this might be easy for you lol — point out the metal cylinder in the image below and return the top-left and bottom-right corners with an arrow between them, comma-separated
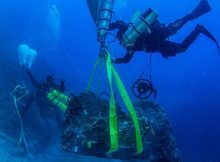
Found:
97,0 -> 115,41
122,8 -> 158,49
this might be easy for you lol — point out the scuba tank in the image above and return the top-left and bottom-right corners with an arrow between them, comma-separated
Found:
47,89 -> 70,111
130,9 -> 142,24
97,0 -> 115,42
122,8 -> 158,49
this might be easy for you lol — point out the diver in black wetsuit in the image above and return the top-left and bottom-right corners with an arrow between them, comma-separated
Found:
110,0 -> 219,64
21,70 -> 65,150
23,70 -> 65,125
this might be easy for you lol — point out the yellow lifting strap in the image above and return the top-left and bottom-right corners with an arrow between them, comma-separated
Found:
105,49 -> 143,155
86,45 -> 107,93
106,51 -> 119,154
86,57 -> 100,92
111,62 -> 143,154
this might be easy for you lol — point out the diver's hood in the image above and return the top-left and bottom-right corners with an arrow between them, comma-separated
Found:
46,75 -> 55,83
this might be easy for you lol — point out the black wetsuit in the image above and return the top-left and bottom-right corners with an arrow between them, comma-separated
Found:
21,71 -> 65,150
110,0 -> 215,63
22,71 -> 65,142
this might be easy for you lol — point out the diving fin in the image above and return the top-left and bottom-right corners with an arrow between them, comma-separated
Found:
197,24 -> 219,55
188,0 -> 211,20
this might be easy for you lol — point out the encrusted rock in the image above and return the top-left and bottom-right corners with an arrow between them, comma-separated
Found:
62,92 -> 182,161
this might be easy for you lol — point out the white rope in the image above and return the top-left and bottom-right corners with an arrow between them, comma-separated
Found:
60,45 -> 88,86
11,85 -> 33,158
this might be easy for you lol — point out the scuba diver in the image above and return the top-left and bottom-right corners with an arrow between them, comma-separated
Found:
109,0 -> 219,64
22,70 -> 65,125
20,70 -> 65,151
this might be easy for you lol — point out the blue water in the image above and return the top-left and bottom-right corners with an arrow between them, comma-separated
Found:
0,0 -> 219,161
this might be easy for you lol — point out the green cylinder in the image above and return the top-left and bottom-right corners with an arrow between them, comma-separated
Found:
47,90 -> 68,111
50,89 -> 69,103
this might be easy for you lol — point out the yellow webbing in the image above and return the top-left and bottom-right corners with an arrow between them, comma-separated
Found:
111,64 -> 143,154
97,58 -> 105,94
106,53 -> 118,154
86,57 -> 100,92
87,47 -> 143,155
105,49 -> 143,154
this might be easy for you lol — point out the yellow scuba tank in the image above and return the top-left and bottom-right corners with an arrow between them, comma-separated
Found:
47,89 -> 69,111
122,8 -> 158,49
49,89 -> 69,103
97,0 -> 115,42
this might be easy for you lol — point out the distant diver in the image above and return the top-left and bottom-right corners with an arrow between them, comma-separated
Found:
109,0 -> 219,64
